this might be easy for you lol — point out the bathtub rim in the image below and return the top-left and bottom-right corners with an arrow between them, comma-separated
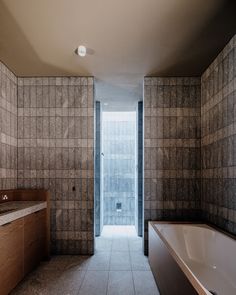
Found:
150,220 -> 236,242
148,221 -> 223,295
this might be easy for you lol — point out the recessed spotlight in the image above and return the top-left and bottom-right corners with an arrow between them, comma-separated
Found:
104,103 -> 108,106
75,45 -> 87,57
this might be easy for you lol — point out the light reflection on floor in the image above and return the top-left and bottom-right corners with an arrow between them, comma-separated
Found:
11,226 -> 159,295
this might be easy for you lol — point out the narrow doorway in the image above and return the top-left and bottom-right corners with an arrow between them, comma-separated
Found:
102,111 -> 136,227
95,103 -> 143,241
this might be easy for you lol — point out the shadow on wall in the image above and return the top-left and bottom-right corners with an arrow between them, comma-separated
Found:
148,0 -> 236,76
0,1 -> 72,76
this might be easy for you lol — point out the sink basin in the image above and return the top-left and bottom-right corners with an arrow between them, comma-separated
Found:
0,208 -> 16,215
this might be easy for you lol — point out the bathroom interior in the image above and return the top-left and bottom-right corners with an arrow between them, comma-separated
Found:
0,0 -> 236,294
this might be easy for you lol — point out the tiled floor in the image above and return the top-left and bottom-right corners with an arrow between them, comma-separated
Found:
11,226 -> 159,295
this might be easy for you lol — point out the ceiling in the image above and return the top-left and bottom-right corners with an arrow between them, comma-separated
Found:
0,0 -> 236,104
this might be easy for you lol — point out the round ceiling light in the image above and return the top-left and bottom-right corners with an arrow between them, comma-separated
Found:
77,45 -> 86,57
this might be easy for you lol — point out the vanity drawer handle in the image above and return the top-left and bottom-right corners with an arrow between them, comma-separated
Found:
1,222 -> 12,227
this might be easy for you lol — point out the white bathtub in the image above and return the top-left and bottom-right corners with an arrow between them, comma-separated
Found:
151,223 -> 236,295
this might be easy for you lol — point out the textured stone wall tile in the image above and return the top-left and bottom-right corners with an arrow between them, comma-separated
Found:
201,34 -> 236,236
17,76 -> 94,255
144,76 -> 201,254
0,62 -> 17,190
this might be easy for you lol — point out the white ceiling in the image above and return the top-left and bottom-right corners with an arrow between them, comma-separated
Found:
0,0 -> 236,105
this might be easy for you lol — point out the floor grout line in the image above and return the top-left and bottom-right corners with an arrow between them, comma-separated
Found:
76,268 -> 87,295
106,237 -> 114,295
128,237 -> 137,295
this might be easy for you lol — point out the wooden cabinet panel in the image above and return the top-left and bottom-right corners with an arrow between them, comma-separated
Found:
0,208 -> 48,293
24,209 -> 47,275
24,212 -> 39,275
0,219 -> 24,295
35,209 -> 47,254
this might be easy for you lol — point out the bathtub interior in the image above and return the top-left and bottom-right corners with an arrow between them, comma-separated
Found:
154,224 -> 236,295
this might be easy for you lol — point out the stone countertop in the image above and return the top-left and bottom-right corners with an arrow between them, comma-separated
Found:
0,201 -> 47,226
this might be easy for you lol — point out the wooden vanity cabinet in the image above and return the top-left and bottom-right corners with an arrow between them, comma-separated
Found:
0,209 -> 48,295
23,209 -> 47,275
0,189 -> 50,294
0,218 -> 24,295
0,189 -> 50,295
